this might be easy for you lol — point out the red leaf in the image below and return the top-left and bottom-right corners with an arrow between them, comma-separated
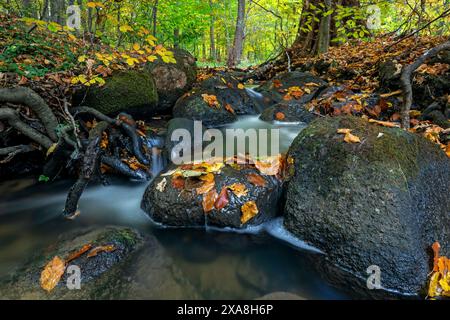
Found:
214,187 -> 229,210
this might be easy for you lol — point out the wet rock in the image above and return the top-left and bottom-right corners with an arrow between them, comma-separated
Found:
145,48 -> 197,112
0,226 -> 198,299
141,165 -> 283,229
284,116 -> 450,296
260,101 -> 317,124
256,71 -> 327,107
72,70 -> 158,117
173,89 -> 238,127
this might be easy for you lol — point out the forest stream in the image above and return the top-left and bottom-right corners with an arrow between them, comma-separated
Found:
0,115 -> 348,300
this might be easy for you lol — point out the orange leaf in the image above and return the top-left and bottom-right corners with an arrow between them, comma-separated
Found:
254,155 -> 282,176
66,244 -> 93,263
87,245 -> 116,258
273,79 -> 282,88
202,94 -> 220,109
246,173 -> 267,187
196,173 -> 215,195
275,112 -> 286,121
40,256 -> 66,292
225,103 -> 235,114
433,242 -> 441,272
241,201 -> 259,225
344,132 -> 361,144
202,189 -> 218,213
214,187 -> 229,210
368,119 -> 401,128
227,183 -> 248,198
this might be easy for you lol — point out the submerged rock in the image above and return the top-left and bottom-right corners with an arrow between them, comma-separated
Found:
0,226 -> 198,299
72,70 -> 158,117
284,116 -> 450,296
141,165 -> 283,229
145,48 -> 197,112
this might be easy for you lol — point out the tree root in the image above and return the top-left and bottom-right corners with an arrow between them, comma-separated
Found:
63,121 -> 109,219
0,108 -> 54,149
101,155 -> 149,180
400,40 -> 450,129
71,107 -> 150,165
0,87 -> 58,141
0,144 -> 37,163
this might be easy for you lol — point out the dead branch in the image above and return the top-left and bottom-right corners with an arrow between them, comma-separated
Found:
400,40 -> 450,129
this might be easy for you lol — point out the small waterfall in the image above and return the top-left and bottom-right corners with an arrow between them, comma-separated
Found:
143,134 -> 167,177
245,88 -> 266,113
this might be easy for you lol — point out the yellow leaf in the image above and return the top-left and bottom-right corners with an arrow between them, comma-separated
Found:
241,201 -> 259,225
344,132 -> 361,144
126,58 -> 138,66
77,55 -> 87,63
147,55 -> 158,62
237,83 -> 245,90
133,43 -> 141,51
119,25 -> 133,33
428,272 -> 441,298
46,143 -> 58,157
87,2 -> 97,8
40,256 -> 66,292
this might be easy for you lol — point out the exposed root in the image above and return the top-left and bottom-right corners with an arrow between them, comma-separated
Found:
101,155 -> 149,180
0,87 -> 58,141
0,144 -> 36,163
0,107 -> 54,149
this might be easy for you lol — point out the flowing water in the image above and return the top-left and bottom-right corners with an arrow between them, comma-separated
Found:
0,115 -> 350,300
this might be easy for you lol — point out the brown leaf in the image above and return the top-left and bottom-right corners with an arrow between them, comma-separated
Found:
202,94 -> 220,109
202,189 -> 218,213
273,79 -> 282,88
171,175 -> 185,190
214,187 -> 229,210
87,245 -> 116,258
40,256 -> 66,292
196,173 -> 216,195
433,242 -> 441,272
66,244 -> 93,263
246,173 -> 267,187
241,201 -> 259,225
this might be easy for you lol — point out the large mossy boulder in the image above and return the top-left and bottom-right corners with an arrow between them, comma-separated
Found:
173,89 -> 238,127
284,116 -> 450,296
145,48 -> 197,111
73,70 -> 158,117
0,227 -> 198,299
142,165 -> 283,229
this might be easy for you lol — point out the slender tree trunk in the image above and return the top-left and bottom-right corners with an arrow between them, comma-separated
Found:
227,0 -> 246,68
174,28 -> 180,48
209,0 -> 216,61
152,0 -> 158,36
316,0 -> 332,54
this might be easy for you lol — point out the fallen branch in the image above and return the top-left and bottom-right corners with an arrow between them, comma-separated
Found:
0,144 -> 36,163
63,121 -> 109,219
400,40 -> 450,129
0,87 -> 59,141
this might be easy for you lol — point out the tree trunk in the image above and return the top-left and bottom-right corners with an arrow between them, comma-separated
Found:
152,0 -> 158,36
316,0 -> 332,54
227,0 -> 246,68
209,0 -> 216,61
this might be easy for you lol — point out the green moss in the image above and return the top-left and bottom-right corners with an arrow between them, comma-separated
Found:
79,70 -> 158,115
99,228 -> 140,247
